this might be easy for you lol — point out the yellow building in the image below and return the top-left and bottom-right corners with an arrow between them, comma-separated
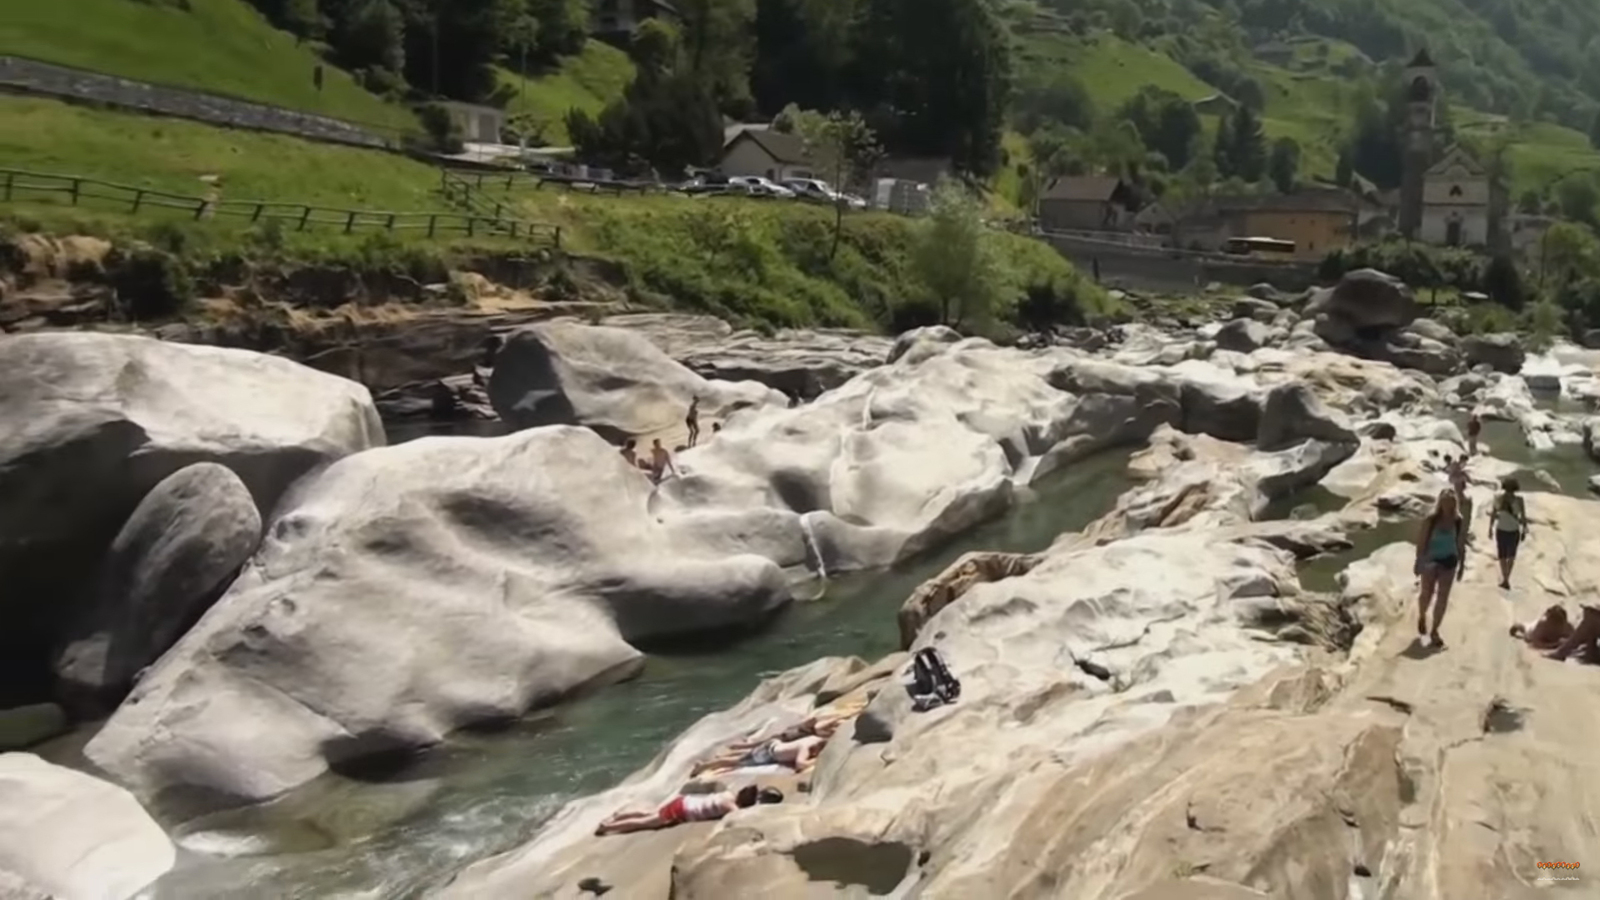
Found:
1171,189 -> 1363,259
1214,191 -> 1361,260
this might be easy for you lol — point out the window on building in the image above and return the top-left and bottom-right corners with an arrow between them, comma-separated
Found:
1449,185 -> 1463,197
1446,219 -> 1463,247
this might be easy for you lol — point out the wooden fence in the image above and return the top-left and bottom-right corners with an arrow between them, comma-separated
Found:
0,167 -> 561,246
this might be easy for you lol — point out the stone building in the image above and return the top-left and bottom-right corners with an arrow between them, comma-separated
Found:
1397,47 -> 1498,249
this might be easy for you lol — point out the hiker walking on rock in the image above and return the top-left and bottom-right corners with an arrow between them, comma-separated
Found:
1414,489 -> 1465,648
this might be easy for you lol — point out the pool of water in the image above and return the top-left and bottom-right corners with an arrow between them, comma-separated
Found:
1456,402 -> 1596,499
143,447 -> 1137,900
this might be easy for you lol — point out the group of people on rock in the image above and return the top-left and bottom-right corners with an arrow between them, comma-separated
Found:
1413,455 -> 1529,649
617,397 -> 724,484
593,699 -> 868,837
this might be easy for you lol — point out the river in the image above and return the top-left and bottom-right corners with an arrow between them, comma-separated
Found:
129,439 -> 1138,900
69,399 -> 1600,899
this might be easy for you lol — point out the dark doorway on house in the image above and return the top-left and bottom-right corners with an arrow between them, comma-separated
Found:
1446,218 -> 1463,247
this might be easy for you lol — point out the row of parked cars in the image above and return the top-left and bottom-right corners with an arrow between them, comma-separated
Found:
678,175 -> 869,209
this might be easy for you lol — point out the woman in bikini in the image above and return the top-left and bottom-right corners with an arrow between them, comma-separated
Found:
685,397 -> 701,447
594,785 -> 782,836
1414,489 -> 1465,648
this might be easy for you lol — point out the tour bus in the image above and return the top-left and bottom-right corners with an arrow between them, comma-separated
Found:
1223,236 -> 1297,257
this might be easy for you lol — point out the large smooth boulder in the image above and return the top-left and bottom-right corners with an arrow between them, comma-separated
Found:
446,489 -> 1600,900
438,524 -> 1352,899
1214,318 -> 1273,353
885,325 -> 963,366
1303,269 -> 1417,330
1256,382 -> 1358,450
85,427 -> 791,805
0,753 -> 174,900
53,463 -> 262,713
486,320 -> 784,441
0,333 -> 380,705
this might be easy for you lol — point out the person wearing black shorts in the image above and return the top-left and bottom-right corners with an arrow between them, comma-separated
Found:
1489,477 -> 1528,590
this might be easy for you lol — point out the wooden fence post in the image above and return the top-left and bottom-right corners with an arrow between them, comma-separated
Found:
69,178 -> 82,206
2,171 -> 13,202
130,189 -> 144,213
345,210 -> 357,234
467,216 -> 476,237
193,199 -> 208,221
428,214 -> 437,238
299,206 -> 313,231
251,203 -> 265,223
387,213 -> 397,231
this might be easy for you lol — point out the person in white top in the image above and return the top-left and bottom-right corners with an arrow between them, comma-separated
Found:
1488,477 -> 1529,589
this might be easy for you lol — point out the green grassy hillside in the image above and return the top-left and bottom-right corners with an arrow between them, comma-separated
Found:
498,41 -> 637,146
0,0 -> 414,130
1007,12 -> 1600,196
0,96 -> 442,209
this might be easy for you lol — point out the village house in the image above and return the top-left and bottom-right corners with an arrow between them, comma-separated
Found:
1168,189 -> 1364,259
1036,176 -> 1136,233
719,129 -> 816,181
438,101 -> 504,145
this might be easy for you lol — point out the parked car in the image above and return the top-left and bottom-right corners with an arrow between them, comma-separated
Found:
780,178 -> 840,204
840,193 -> 868,210
727,176 -> 797,199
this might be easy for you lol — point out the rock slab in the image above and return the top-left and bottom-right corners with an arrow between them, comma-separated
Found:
53,462 -> 263,712
85,427 -> 791,805
0,753 -> 174,900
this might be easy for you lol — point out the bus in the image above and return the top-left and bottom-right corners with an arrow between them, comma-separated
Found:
1223,236 -> 1297,257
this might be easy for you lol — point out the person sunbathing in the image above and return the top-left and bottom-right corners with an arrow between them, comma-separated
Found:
1510,605 -> 1573,650
690,734 -> 828,778
1546,604 -> 1600,664
594,785 -> 782,836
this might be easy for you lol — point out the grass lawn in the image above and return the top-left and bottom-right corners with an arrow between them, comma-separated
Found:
0,97 -> 444,211
497,41 -> 636,145
0,0 -> 415,131
1034,34 -> 1215,112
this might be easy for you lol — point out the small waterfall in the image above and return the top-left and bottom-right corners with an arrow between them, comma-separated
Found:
798,512 -> 829,581
860,387 -> 876,429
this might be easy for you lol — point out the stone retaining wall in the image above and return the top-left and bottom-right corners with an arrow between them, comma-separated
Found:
1043,233 -> 1320,294
0,55 -> 396,150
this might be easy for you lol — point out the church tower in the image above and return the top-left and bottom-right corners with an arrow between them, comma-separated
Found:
1398,48 -> 1437,239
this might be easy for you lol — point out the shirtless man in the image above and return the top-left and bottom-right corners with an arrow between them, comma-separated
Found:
594,785 -> 782,836
690,734 -> 828,778
650,439 -> 678,483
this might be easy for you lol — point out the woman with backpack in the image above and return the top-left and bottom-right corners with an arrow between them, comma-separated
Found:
1489,477 -> 1529,589
1415,489 -> 1466,648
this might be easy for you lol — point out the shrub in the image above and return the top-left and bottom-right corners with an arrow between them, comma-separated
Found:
105,244 -> 193,320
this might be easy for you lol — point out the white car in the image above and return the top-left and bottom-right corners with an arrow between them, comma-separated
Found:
780,178 -> 840,202
728,176 -> 797,198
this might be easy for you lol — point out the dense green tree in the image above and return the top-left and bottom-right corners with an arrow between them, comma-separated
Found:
1481,254 -> 1526,311
849,0 -> 1012,175
1557,175 -> 1600,228
913,180 -> 1005,328
1267,136 -> 1300,193
750,0 -> 858,114
1118,87 -> 1201,170
524,0 -> 589,62
1227,106 -> 1267,182
566,58 -> 723,176
1013,73 -> 1095,136
678,0 -> 757,116
330,0 -> 406,77
780,106 -> 883,258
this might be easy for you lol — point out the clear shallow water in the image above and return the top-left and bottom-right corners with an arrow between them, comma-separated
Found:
145,435 -> 1136,900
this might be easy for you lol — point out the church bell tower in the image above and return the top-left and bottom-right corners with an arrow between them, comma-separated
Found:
1398,48 -> 1437,239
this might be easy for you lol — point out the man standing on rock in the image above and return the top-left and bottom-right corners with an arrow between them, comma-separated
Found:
686,396 -> 702,447
1467,413 -> 1483,455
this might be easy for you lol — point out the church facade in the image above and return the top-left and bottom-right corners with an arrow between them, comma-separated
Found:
1398,49 -> 1498,249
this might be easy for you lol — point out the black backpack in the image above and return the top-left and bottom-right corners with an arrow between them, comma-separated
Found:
910,647 -> 961,704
